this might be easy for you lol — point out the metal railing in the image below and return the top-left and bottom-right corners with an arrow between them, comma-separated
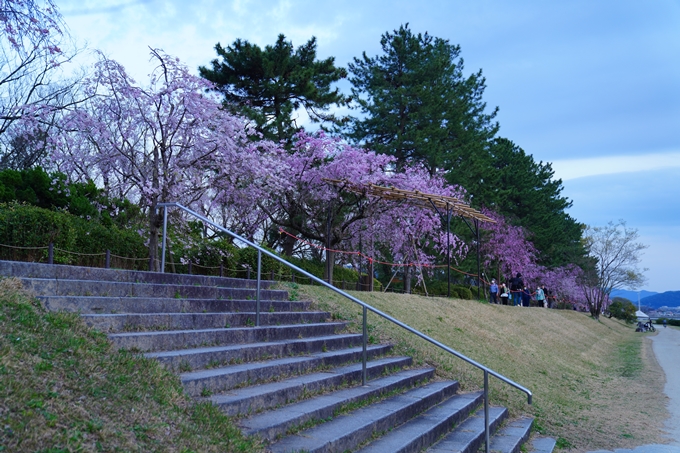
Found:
158,202 -> 532,453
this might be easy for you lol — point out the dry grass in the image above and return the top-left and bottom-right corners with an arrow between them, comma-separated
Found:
296,284 -> 668,452
0,278 -> 262,453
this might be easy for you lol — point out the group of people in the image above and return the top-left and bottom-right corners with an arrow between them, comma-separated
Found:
488,273 -> 551,307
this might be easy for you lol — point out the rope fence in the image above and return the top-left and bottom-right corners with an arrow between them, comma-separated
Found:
0,241 -> 390,291
0,243 -> 150,271
0,241 -> 571,306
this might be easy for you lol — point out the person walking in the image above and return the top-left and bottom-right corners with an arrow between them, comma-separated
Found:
500,282 -> 510,305
543,285 -> 553,308
521,286 -> 532,307
510,273 -> 524,306
535,285 -> 545,308
489,279 -> 498,304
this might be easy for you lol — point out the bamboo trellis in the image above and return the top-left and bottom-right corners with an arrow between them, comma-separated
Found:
323,178 -> 494,298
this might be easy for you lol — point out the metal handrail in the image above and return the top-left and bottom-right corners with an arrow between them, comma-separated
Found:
158,202 -> 532,453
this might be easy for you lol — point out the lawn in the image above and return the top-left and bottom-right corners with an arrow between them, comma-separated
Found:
0,278 -> 262,453
297,284 -> 668,452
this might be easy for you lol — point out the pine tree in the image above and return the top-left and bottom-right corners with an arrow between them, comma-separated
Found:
199,34 -> 348,145
472,138 -> 585,268
346,24 -> 498,176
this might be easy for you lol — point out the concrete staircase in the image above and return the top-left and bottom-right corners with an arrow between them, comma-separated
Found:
2,260 -> 555,453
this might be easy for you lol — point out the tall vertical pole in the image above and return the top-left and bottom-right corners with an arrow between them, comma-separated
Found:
484,370 -> 490,453
256,250 -> 262,327
362,306 -> 367,385
476,219 -> 481,300
161,205 -> 168,273
326,202 -> 332,284
446,203 -> 451,298
358,200 -> 363,290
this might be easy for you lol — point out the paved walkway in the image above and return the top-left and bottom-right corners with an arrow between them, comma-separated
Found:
586,327 -> 680,453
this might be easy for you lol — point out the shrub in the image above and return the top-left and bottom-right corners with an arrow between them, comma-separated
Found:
0,167 -> 143,229
0,202 -> 146,266
454,285 -> 473,300
330,265 -> 361,284
608,297 -> 637,324
236,246 -> 286,278
71,217 -> 147,266
169,237 -> 240,276
0,202 -> 77,263
425,280 -> 448,296
285,256 -> 324,281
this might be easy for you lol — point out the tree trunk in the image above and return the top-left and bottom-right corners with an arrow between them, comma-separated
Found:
324,249 -> 335,285
148,205 -> 160,272
281,231 -> 296,256
404,265 -> 412,294
591,306 -> 600,320
589,295 -> 602,320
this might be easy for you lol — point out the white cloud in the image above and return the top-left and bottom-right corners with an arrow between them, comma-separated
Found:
551,151 -> 680,181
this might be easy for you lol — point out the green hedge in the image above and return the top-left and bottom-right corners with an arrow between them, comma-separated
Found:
454,286 -> 473,300
0,202 -> 146,266
284,256 -> 364,285
237,246 -> 286,277
0,167 -> 142,229
0,202 -> 76,263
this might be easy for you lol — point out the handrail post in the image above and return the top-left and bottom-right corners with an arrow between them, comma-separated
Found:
484,369 -> 490,453
362,306 -> 367,386
161,205 -> 168,273
256,250 -> 262,327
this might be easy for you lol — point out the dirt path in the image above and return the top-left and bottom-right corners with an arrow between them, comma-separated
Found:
585,327 -> 680,453
651,326 -> 680,445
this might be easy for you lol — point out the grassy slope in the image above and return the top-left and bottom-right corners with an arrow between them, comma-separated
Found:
0,275 -> 668,453
297,284 -> 668,452
0,278 -> 263,453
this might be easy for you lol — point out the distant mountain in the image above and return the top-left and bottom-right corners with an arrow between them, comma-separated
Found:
609,289 -> 658,301
638,291 -> 680,309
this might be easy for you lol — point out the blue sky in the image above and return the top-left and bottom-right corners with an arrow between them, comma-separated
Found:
57,0 -> 680,292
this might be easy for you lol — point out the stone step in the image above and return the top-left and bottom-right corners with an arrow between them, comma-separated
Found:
354,390 -> 483,453
38,295 -> 310,314
181,345 -> 395,397
0,259 -> 274,289
20,277 -> 289,300
425,406 -> 508,452
528,436 -> 557,453
488,416 -> 534,453
108,321 -> 347,351
2,260 -> 536,453
240,368 -> 438,442
266,380 -> 460,453
81,311 -> 330,332
146,333 -> 365,372
208,356 -> 414,416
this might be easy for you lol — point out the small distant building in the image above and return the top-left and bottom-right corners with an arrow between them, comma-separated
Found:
636,310 -> 650,322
